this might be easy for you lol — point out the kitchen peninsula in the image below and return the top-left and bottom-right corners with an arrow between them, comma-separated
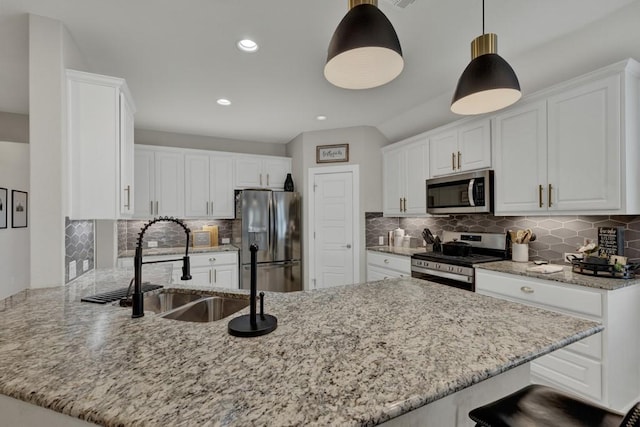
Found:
0,270 -> 601,426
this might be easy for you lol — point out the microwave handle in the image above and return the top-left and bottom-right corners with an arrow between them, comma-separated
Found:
468,179 -> 476,207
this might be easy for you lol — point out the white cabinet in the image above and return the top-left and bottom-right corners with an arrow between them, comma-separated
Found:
476,268 -> 640,411
382,135 -> 429,216
134,146 -> 184,218
234,155 -> 291,190
184,152 -> 234,218
429,118 -> 491,177
67,69 -> 136,219
179,252 -> 238,289
366,251 -> 411,281
494,59 -> 640,215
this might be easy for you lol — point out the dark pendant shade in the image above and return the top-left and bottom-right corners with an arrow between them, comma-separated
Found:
324,3 -> 404,90
451,53 -> 521,115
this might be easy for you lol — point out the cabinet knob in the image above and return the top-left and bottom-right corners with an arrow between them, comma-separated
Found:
384,259 -> 389,264
520,286 -> 534,294
209,257 -> 216,262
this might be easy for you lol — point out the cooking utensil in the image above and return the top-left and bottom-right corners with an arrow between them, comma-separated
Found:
422,228 -> 436,244
442,240 -> 472,257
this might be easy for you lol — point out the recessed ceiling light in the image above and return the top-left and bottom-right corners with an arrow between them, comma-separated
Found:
316,115 -> 327,121
217,98 -> 231,106
237,39 -> 259,53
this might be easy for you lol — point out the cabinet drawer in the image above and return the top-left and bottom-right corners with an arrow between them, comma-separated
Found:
189,252 -> 237,267
531,348 -> 603,402
366,251 -> 411,274
367,266 -> 409,281
476,270 -> 603,318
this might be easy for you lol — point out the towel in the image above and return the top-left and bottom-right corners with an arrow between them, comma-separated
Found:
526,264 -> 564,274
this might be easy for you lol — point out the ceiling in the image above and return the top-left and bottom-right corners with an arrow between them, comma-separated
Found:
0,0 -> 637,144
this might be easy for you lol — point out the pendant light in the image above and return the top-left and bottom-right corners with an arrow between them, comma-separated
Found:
451,0 -> 521,115
325,0 -> 404,90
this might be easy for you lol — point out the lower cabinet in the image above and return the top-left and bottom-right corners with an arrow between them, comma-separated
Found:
118,251 -> 238,289
475,269 -> 640,412
366,251 -> 411,281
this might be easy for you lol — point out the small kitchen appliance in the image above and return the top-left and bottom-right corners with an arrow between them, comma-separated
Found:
426,169 -> 494,214
411,231 -> 508,292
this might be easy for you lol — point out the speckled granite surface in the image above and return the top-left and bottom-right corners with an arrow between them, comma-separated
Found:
367,246 -> 428,257
0,270 -> 602,426
118,244 -> 238,258
477,260 -> 640,291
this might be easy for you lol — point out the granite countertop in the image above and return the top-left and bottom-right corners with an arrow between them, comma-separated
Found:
0,270 -> 601,426
118,244 -> 239,258
477,260 -> 640,291
367,245 -> 428,257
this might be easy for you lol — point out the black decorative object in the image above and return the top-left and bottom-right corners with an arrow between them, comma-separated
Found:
228,243 -> 278,337
11,190 -> 27,228
284,173 -> 294,192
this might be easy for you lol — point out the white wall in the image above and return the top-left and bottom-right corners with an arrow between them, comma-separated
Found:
29,14 -> 87,288
0,141 -> 30,299
286,126 -> 389,288
0,112 -> 29,143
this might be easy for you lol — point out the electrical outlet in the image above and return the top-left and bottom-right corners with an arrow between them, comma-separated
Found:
83,259 -> 89,272
147,241 -> 158,248
378,236 -> 384,245
221,238 -> 230,244
564,252 -> 581,263
69,261 -> 77,280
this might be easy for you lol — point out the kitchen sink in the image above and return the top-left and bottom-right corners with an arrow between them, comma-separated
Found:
160,296 -> 250,323
142,291 -> 203,314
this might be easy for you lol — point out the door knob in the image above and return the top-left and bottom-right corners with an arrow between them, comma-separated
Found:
344,244 -> 352,249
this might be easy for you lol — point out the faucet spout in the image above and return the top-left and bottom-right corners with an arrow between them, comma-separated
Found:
132,216 -> 192,318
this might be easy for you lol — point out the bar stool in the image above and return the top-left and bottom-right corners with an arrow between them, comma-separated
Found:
468,384 -> 640,427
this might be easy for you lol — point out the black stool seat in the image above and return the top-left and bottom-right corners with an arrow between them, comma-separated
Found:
469,384 -> 640,427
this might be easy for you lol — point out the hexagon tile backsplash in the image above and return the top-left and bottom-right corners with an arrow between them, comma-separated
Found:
365,213 -> 640,263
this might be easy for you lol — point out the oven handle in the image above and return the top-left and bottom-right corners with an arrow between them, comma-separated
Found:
412,266 -> 472,283
468,179 -> 476,207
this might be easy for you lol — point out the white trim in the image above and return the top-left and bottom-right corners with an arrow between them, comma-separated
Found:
308,164 -> 360,289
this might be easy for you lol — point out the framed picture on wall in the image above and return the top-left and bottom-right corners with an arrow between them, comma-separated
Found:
0,188 -> 6,229
316,144 -> 349,163
12,190 -> 27,228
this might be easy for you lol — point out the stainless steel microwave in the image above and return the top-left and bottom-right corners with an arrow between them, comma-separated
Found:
426,170 -> 494,214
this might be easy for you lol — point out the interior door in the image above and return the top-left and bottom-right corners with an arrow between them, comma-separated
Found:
313,171 -> 354,289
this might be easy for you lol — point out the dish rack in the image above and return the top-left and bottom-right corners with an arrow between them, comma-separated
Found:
571,259 -> 639,279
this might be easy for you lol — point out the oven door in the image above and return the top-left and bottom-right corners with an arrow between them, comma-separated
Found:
411,266 -> 474,292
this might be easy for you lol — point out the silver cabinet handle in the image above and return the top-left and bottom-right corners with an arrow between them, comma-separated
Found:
214,269 -> 217,283
209,270 -> 212,284
457,151 -> 461,170
260,174 -> 263,186
452,152 -> 456,170
548,184 -> 553,208
150,201 -> 153,215
206,201 -> 209,215
124,185 -> 131,209
403,197 -> 407,212
267,173 -> 270,186
520,286 -> 534,294
539,184 -> 544,208
155,201 -> 159,215
210,201 -> 214,214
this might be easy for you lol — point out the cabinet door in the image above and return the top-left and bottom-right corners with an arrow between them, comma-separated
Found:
210,155 -> 234,218
234,155 -> 262,188
494,101 -> 548,214
382,148 -> 404,215
547,74 -> 621,212
133,148 -> 155,218
154,151 -> 184,217
458,119 -> 491,172
404,140 -> 429,215
186,266 -> 212,286
119,93 -> 135,217
263,157 -> 291,190
212,265 -> 237,289
184,153 -> 210,217
429,129 -> 458,177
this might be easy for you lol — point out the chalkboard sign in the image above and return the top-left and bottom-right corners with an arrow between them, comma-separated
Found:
598,226 -> 624,257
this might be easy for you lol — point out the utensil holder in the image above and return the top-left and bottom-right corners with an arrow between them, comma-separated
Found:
512,243 -> 529,263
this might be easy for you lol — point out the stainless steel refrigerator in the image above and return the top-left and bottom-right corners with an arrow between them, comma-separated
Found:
234,190 -> 301,292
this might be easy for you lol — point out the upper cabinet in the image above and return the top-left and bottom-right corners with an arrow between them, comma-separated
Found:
67,70 -> 136,219
494,59 -> 640,215
429,118 -> 491,177
184,152 -> 234,219
134,146 -> 184,218
234,155 -> 292,190
382,134 -> 429,216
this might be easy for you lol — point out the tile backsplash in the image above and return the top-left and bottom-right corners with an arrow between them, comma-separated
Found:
65,218 -> 95,283
366,213 -> 640,263
119,219 -> 234,252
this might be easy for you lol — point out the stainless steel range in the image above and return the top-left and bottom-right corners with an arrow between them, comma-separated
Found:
411,231 -> 508,291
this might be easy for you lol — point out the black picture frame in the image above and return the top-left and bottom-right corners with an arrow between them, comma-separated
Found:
12,190 -> 27,228
0,188 -> 7,229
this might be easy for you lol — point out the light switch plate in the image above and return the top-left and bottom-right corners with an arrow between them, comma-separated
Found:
147,241 -> 158,248
69,261 -> 76,280
221,238 -> 230,244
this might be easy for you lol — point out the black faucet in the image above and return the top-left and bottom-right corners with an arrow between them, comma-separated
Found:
132,217 -> 192,318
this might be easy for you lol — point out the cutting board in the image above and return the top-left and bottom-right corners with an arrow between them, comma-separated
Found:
526,264 -> 563,274
203,225 -> 219,246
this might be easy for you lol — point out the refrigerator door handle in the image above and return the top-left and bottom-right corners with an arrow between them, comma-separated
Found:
269,194 -> 275,257
241,260 -> 299,270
